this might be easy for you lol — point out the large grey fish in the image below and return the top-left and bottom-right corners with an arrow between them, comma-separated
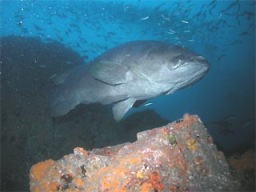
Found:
51,40 -> 209,121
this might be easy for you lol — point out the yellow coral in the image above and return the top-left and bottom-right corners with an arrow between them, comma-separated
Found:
186,139 -> 197,151
136,170 -> 144,179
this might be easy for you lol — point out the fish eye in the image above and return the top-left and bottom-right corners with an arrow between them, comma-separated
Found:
169,55 -> 185,69
174,59 -> 184,68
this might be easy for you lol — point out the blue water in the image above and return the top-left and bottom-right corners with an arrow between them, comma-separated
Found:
1,0 -> 255,191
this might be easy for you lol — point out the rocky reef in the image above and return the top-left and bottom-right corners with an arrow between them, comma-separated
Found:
29,114 -> 240,192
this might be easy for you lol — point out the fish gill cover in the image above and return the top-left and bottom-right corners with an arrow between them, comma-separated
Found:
0,0 -> 255,191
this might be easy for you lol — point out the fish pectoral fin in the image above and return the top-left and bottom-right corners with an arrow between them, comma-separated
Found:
133,99 -> 147,108
112,98 -> 136,121
89,61 -> 132,85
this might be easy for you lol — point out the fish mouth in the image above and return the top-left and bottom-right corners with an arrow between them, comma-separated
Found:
193,55 -> 209,69
179,57 -> 209,86
198,61 -> 210,74
191,60 -> 209,83
191,55 -> 210,75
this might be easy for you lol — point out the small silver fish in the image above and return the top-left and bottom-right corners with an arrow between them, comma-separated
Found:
181,20 -> 189,24
140,16 -> 149,20
144,102 -> 153,107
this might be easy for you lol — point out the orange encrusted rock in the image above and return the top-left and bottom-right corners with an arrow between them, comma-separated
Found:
29,114 -> 240,191
74,147 -> 88,157
30,159 -> 55,181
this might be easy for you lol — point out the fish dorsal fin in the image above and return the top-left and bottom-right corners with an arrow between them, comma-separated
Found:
89,61 -> 133,85
112,98 -> 136,121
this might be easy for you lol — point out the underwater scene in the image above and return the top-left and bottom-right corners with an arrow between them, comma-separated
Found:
1,0 -> 255,191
